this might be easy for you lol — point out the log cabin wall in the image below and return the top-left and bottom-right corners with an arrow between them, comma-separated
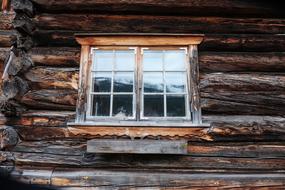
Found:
0,0 -> 285,189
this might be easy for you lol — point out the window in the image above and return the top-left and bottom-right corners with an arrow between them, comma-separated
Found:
75,34 -> 203,125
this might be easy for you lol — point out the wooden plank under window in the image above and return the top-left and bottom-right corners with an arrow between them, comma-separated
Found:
87,139 -> 188,154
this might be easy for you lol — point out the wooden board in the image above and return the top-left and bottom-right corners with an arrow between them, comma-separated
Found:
87,139 -> 188,154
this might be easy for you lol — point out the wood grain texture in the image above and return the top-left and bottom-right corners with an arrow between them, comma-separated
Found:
28,47 -> 285,72
31,0 -> 285,18
2,150 -> 285,170
7,166 -> 285,188
12,140 -> 285,158
0,30 -> 16,47
0,12 -> 15,30
33,31 -> 285,52
34,14 -> 285,34
8,114 -> 285,141
87,139 -> 188,154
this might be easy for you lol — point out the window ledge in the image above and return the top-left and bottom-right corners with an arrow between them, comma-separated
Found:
66,122 -> 211,140
67,121 -> 210,128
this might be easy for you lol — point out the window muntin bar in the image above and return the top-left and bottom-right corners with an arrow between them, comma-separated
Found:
87,47 -> 191,121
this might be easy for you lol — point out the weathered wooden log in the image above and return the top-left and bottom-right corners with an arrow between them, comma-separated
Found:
0,12 -> 15,30
20,89 -> 77,110
31,47 -> 80,66
34,14 -> 285,34
33,31 -> 285,52
11,114 -> 285,141
0,30 -> 16,47
12,0 -> 34,17
8,166 -> 285,188
202,92 -> 285,115
25,67 -> 78,90
29,47 -> 285,72
2,150 -> 285,170
12,13 -> 35,35
31,0 -> 285,18
6,110 -> 75,127
17,34 -> 33,51
0,126 -> 18,150
0,48 -> 10,66
200,73 -> 285,92
12,140 -> 285,158
200,52 -> 285,72
20,68 -> 285,115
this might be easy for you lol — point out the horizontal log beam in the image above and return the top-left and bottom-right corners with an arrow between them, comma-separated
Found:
2,150 -> 285,170
8,113 -> 285,141
8,167 -> 285,188
34,14 -> 285,34
33,31 -> 285,52
200,52 -> 285,72
25,66 -> 79,90
0,30 -> 16,47
29,47 -> 285,72
12,140 -> 285,158
31,0 -> 285,18
20,89 -> 77,110
21,67 -> 285,115
0,12 -> 15,30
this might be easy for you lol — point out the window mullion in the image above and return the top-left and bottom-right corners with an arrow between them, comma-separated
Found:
163,50 -> 167,118
110,50 -> 115,117
137,47 -> 142,120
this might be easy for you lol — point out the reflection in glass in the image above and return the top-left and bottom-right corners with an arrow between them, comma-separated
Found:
144,95 -> 164,117
167,95 -> 186,117
113,95 -> 133,117
143,72 -> 163,93
115,50 -> 135,71
93,50 -> 113,71
165,50 -> 185,71
143,51 -> 163,71
91,95 -> 110,116
114,72 -> 134,92
165,72 -> 186,93
93,72 -> 112,92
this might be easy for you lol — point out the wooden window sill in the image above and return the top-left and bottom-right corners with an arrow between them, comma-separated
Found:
66,122 -> 211,140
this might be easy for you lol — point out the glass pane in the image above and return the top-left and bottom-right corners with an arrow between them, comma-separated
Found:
112,95 -> 133,117
93,50 -> 113,71
167,95 -> 186,117
91,95 -> 110,116
114,72 -> 134,92
144,95 -> 164,117
92,72 -> 112,92
165,50 -> 186,71
143,72 -> 163,93
143,50 -> 163,71
165,72 -> 186,93
115,50 -> 135,71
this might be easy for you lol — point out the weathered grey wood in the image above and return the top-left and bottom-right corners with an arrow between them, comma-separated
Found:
50,169 -> 285,187
87,139 -> 188,154
12,140 -> 285,158
12,13 -> 35,35
2,150 -> 285,170
189,45 -> 201,123
12,0 -> 34,17
11,115 -> 285,141
0,126 -> 18,150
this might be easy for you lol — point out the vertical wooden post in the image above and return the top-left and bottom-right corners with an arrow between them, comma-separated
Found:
189,45 -> 202,124
75,45 -> 90,123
